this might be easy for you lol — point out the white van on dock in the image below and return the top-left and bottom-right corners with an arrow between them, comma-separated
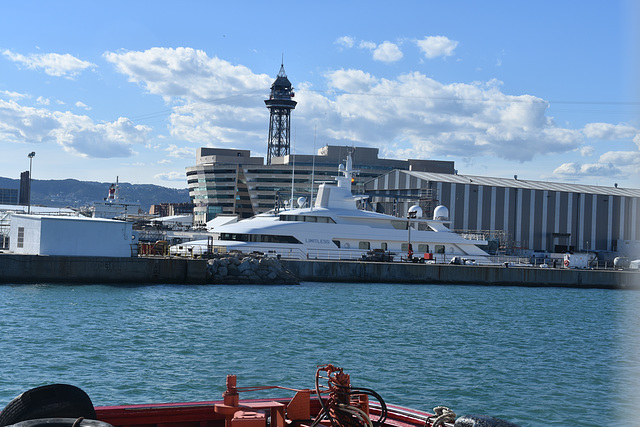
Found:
563,253 -> 590,269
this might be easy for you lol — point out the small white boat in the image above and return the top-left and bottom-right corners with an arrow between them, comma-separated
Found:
171,154 -> 491,264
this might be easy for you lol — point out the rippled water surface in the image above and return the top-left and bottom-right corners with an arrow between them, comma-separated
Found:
0,282 -> 638,426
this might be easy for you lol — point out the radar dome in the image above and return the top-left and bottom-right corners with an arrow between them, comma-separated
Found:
407,205 -> 422,218
297,197 -> 307,208
433,205 -> 449,221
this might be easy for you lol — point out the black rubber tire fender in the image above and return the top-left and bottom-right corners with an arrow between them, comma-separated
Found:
6,418 -> 112,427
454,414 -> 521,427
0,385 -> 96,427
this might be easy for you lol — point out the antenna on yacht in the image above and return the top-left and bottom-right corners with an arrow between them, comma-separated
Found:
290,127 -> 296,210
340,147 -> 358,189
310,126 -> 316,211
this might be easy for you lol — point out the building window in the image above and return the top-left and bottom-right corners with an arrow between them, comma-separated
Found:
17,227 -> 24,248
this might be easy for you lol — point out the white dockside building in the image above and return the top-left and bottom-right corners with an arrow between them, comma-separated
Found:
9,214 -> 137,257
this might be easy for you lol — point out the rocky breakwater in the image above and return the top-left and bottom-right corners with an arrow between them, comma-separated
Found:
206,253 -> 299,284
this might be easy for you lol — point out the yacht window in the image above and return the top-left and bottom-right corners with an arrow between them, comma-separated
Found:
279,215 -> 335,223
316,216 -> 335,223
332,239 -> 341,248
219,232 -> 301,244
359,241 -> 370,250
418,244 -> 429,253
435,245 -> 445,254
381,242 -> 387,251
401,243 -> 408,251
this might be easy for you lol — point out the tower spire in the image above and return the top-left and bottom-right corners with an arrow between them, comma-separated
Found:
265,62 -> 297,165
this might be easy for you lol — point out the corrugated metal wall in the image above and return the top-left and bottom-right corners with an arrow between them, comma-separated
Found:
367,171 -> 640,253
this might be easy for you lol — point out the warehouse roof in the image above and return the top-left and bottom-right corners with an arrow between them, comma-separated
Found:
368,170 -> 640,198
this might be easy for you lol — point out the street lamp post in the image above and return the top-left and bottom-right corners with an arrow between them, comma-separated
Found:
27,151 -> 35,214
406,205 -> 420,261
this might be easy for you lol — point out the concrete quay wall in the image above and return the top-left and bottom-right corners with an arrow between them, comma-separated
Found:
0,254 -> 208,284
0,254 -> 637,289
280,259 -> 639,290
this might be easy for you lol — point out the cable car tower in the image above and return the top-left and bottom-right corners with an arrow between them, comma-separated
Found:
265,62 -> 296,165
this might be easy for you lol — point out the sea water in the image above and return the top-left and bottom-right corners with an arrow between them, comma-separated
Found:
0,282 -> 638,426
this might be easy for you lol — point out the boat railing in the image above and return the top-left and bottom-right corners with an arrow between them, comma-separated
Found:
205,244 -> 309,260
176,243 -> 373,261
305,248 -> 372,261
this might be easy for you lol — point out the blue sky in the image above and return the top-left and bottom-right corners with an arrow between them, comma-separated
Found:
1,0 -> 638,190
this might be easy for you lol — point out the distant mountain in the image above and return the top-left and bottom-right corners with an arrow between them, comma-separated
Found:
0,177 -> 190,212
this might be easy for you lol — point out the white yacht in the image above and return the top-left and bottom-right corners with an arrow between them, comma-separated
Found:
171,154 -> 491,263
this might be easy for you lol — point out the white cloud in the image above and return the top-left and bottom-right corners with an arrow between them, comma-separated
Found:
154,171 -> 186,181
372,41 -> 403,63
552,162 -> 623,178
317,70 -> 582,162
0,99 -> 150,158
335,36 -> 355,48
104,47 -> 271,102
53,115 -> 150,158
358,41 -> 377,50
580,146 -> 595,156
415,36 -> 459,59
599,150 -> 640,167
325,69 -> 377,93
355,40 -> 403,63
2,50 -> 96,78
1,90 -> 28,100
0,99 -> 59,144
105,47 -> 276,145
553,146 -> 640,182
583,122 -> 638,140
75,101 -> 91,110
36,96 -> 50,105
165,143 -> 195,158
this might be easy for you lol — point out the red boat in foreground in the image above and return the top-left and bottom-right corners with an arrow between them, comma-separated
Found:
0,365 -> 518,427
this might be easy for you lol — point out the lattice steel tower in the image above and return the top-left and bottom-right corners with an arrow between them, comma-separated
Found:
265,63 -> 296,165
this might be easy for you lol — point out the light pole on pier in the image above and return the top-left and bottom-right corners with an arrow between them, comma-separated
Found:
27,151 -> 35,214
406,205 -> 420,260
